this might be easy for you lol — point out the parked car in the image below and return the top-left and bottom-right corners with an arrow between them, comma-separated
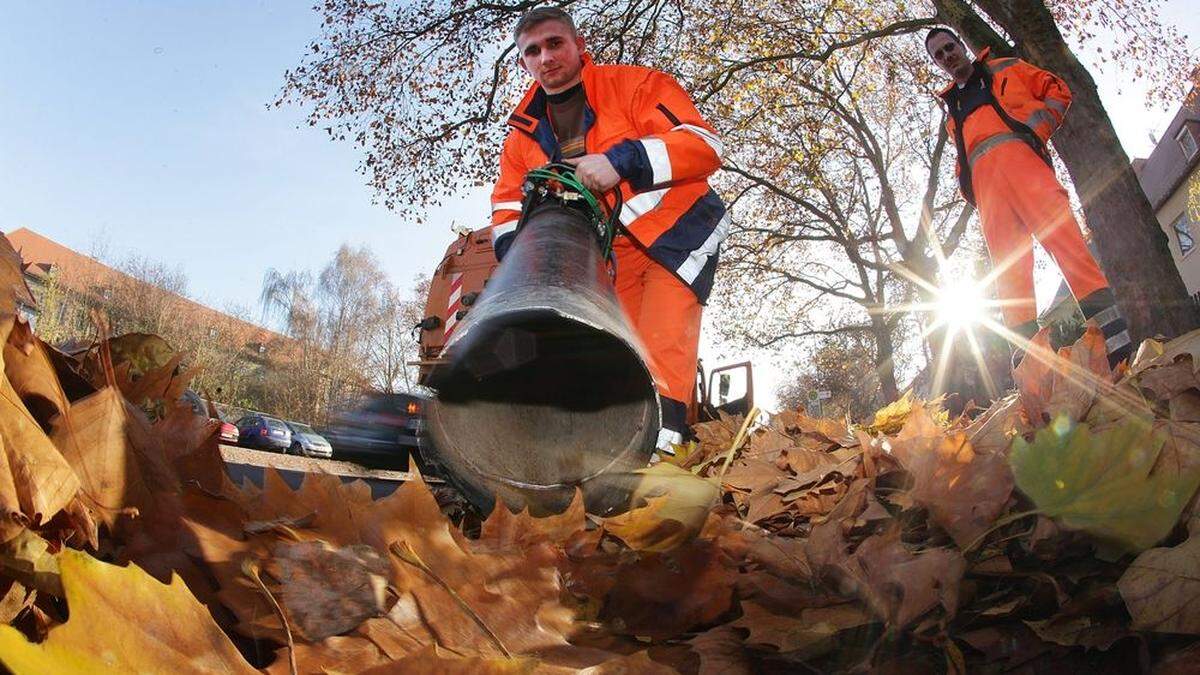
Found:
321,392 -> 430,471
234,414 -> 292,453
284,421 -> 333,459
218,421 -> 239,444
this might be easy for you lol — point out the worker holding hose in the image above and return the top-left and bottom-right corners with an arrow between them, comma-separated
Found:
926,28 -> 1132,369
490,7 -> 729,453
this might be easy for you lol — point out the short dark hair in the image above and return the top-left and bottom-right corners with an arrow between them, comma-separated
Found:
513,7 -> 577,44
924,27 -> 963,51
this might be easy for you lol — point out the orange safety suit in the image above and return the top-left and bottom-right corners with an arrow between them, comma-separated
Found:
490,53 -> 728,442
939,48 -> 1109,331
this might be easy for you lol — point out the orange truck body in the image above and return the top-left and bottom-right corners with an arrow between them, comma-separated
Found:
416,227 -> 753,424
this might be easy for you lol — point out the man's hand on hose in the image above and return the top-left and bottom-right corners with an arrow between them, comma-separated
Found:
564,154 -> 620,193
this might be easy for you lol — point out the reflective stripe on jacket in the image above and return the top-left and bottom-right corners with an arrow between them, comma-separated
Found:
490,54 -> 728,302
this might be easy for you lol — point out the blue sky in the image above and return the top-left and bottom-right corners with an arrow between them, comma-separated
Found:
1,0 -> 1197,393
0,1 -> 483,319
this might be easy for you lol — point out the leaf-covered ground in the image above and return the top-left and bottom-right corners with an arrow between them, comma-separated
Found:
2,235 -> 1200,672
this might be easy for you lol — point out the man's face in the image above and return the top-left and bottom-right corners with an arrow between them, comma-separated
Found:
927,33 -> 973,81
517,20 -> 585,94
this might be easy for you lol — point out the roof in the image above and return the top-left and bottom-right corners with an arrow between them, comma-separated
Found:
5,227 -> 290,348
1134,87 -> 1200,210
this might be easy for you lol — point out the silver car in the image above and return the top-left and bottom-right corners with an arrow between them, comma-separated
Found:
284,421 -> 333,458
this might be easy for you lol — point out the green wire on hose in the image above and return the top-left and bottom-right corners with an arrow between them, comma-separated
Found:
522,163 -> 622,264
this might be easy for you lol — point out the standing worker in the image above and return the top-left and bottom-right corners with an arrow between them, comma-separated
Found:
926,28 -> 1132,368
490,7 -> 729,453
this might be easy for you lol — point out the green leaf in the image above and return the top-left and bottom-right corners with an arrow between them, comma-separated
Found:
1010,418 -> 1200,552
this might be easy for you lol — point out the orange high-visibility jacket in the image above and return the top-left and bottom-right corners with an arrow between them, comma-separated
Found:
490,54 -> 729,302
937,47 -> 1072,204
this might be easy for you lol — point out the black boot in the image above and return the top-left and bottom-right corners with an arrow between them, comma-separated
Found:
1078,287 -> 1132,368
1010,319 -> 1041,369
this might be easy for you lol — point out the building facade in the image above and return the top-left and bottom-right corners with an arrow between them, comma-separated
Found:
1133,87 -> 1200,297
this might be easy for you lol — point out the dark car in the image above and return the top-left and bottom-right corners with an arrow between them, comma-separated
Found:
235,414 -> 292,453
321,392 -> 430,471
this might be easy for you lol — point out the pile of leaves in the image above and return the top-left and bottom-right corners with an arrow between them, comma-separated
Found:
2,232 -> 1200,672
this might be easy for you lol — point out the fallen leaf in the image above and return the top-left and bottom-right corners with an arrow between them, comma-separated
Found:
1117,531 -> 1200,635
1010,418 -> 1200,552
0,549 -> 256,674
48,387 -> 151,529
4,320 -> 70,425
840,528 -> 965,627
270,540 -> 390,640
603,463 -> 720,552
888,405 -> 1013,549
687,624 -> 753,675
265,634 -> 388,674
0,529 -> 61,597
0,318 -> 81,542
476,489 -> 586,553
601,541 -> 734,640
0,234 -> 36,315
732,599 -> 873,654
360,644 -> 536,674
0,579 -> 33,624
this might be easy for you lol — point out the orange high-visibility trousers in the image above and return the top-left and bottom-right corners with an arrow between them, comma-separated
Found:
972,140 -> 1110,327
612,236 -> 703,436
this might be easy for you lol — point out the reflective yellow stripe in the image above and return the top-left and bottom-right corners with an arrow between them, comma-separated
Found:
968,133 -> 1025,168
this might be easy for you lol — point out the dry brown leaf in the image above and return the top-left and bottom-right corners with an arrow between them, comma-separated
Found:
888,405 -> 1013,549
0,318 -> 81,543
0,549 -> 256,674
4,320 -> 70,425
1117,530 -> 1200,635
732,599 -> 873,654
269,540 -> 390,640
601,541 -> 734,640
0,234 -> 36,315
264,634 -> 389,674
360,644 -> 537,674
841,528 -> 965,627
687,624 -> 753,675
0,529 -> 62,598
0,580 -> 34,624
48,387 -> 151,529
476,489 -> 587,553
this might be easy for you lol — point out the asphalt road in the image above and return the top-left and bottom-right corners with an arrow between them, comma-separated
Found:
219,444 -> 435,500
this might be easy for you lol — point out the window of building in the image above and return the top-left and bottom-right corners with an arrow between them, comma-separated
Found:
1173,212 -> 1195,256
258,343 -> 267,354
1177,125 -> 1199,161
208,327 -> 219,338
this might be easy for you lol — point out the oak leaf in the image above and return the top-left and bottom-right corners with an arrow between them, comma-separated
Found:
0,549 -> 256,674
1010,419 -> 1200,552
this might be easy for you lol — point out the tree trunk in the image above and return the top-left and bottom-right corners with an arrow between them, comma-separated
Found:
870,316 -> 901,402
936,0 -> 1200,343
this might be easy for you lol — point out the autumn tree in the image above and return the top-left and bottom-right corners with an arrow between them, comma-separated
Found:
261,245 -> 427,423
776,332 -> 883,420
